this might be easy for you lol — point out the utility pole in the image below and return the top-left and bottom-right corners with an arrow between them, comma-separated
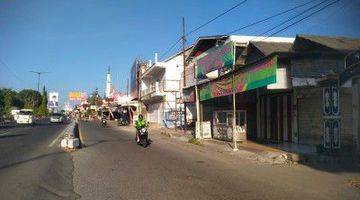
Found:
29,71 -> 49,92
182,17 -> 188,134
232,44 -> 238,151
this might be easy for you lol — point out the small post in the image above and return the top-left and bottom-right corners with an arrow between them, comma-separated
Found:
232,74 -> 238,151
195,84 -> 201,139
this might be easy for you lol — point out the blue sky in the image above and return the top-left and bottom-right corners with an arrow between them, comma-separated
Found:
1,0 -> 359,105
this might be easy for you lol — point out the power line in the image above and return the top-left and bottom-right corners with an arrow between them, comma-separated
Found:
0,58 -> 24,82
29,71 -> 50,92
254,0 -> 331,39
159,0 -> 248,61
263,0 -> 340,40
187,0 -> 247,36
159,37 -> 182,61
226,0 -> 319,35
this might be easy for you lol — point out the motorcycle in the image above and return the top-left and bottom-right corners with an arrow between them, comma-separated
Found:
137,127 -> 149,148
101,119 -> 107,127
117,117 -> 129,126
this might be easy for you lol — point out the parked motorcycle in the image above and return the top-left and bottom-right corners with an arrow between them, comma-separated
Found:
101,119 -> 107,127
137,127 -> 149,148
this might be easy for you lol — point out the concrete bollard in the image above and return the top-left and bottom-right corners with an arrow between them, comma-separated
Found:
67,138 -> 80,149
60,121 -> 80,150
61,138 -> 68,148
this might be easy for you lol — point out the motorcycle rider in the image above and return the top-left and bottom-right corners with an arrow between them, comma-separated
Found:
135,114 -> 147,142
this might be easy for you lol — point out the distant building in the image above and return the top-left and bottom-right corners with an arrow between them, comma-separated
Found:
105,67 -> 112,98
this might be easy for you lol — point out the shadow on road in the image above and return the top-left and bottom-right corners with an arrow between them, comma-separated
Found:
0,133 -> 26,139
0,151 -> 66,171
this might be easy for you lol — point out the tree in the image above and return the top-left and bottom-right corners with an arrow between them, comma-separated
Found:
4,90 -> 13,118
88,88 -> 102,107
0,88 -> 23,109
37,86 -> 48,116
18,89 -> 41,110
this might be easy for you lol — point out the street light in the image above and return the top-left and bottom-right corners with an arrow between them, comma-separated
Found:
29,71 -> 50,91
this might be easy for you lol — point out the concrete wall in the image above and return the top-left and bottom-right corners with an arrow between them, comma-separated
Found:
296,87 -> 353,147
164,54 -> 183,82
297,87 -> 323,145
340,87 -> 353,148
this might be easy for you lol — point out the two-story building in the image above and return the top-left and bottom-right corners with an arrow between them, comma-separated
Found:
140,48 -> 192,128
184,34 -> 360,153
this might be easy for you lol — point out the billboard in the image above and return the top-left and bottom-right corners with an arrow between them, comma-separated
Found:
48,92 -> 59,108
68,92 -> 87,101
197,42 -> 234,79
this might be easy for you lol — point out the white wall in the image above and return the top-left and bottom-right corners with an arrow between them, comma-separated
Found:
164,54 -> 183,82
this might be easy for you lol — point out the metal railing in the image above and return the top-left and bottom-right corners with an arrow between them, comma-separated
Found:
141,80 -> 181,97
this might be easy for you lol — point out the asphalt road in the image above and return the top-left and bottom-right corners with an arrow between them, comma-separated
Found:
73,121 -> 360,200
0,121 -> 80,200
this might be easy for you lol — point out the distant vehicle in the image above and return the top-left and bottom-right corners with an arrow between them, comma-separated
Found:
11,109 -> 20,121
50,113 -> 65,123
16,110 -> 34,124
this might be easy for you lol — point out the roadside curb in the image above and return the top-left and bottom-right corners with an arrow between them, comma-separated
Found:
77,122 -> 85,147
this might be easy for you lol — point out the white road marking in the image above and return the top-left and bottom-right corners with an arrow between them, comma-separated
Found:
0,131 -> 11,136
49,133 -> 63,148
48,123 -> 73,148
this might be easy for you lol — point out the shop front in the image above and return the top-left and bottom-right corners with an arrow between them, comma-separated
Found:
197,56 -> 279,142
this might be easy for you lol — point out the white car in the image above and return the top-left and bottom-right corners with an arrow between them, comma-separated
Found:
50,113 -> 64,123
16,110 -> 34,124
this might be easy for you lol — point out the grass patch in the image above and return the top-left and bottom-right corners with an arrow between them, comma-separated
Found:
188,138 -> 202,146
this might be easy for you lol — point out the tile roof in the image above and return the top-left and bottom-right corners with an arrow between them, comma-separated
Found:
296,34 -> 360,51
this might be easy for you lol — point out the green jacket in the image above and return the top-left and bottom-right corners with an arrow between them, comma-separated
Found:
135,118 -> 147,130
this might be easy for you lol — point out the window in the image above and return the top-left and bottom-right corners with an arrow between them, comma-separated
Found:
216,112 -> 227,124
235,111 -> 246,126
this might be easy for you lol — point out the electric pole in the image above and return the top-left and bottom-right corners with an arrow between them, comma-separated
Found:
29,71 -> 50,92
182,17 -> 188,134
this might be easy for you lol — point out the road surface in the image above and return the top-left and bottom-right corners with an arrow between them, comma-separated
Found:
0,121 -> 79,199
73,121 -> 360,200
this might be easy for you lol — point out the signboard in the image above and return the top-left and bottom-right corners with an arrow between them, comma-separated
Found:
68,92 -> 87,101
197,42 -> 234,79
48,92 -> 59,108
202,121 -> 212,138
199,56 -> 278,101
